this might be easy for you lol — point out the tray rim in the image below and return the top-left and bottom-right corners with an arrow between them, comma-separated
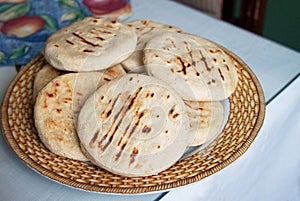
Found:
1,48 -> 266,194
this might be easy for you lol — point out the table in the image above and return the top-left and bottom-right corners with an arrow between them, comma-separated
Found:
0,0 -> 299,201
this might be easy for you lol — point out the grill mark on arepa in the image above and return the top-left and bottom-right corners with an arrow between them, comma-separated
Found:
169,105 -> 180,120
110,94 -> 121,112
142,20 -> 149,25
90,94 -> 122,148
100,122 -> 121,152
89,27 -> 115,36
46,92 -> 54,98
225,64 -> 230,71
112,94 -> 131,121
183,42 -> 202,76
117,123 -> 131,146
96,88 -> 143,155
184,101 -> 193,109
127,87 -> 143,110
114,88 -> 144,147
72,32 -> 101,47
129,111 -> 145,138
142,125 -> 151,134
105,24 -> 115,28
183,41 -> 191,53
99,30 -> 114,35
114,90 -> 145,161
145,92 -> 155,98
115,124 -> 135,161
115,108 -> 144,148
83,49 -> 94,53
165,37 -> 177,49
115,110 -> 145,162
199,50 -> 211,72
218,68 -> 225,81
90,95 -> 121,149
106,110 -> 112,118
100,93 -> 121,118
115,142 -> 127,161
66,40 -> 74,45
97,133 -> 107,149
63,97 -> 72,103
129,147 -> 139,165
89,128 -> 100,148
176,57 -> 188,75
96,36 -> 105,41
209,49 -> 222,54
114,124 -> 135,161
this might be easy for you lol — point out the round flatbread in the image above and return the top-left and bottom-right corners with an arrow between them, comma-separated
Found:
122,20 -> 182,73
99,64 -> 126,83
34,68 -> 125,161
144,32 -> 238,101
77,74 -> 190,177
44,17 -> 137,72
32,63 -> 125,103
185,101 -> 224,146
32,63 -> 62,103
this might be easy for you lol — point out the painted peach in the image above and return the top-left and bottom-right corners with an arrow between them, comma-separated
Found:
83,0 -> 127,15
0,15 -> 45,38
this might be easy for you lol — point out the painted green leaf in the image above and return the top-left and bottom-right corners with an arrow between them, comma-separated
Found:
9,46 -> 30,60
60,10 -> 87,23
0,3 -> 30,22
60,11 -> 79,23
57,0 -> 78,8
75,11 -> 87,21
0,3 -> 15,13
40,14 -> 57,32
0,51 -> 5,63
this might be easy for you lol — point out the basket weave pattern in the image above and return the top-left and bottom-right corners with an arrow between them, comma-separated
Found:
1,51 -> 265,194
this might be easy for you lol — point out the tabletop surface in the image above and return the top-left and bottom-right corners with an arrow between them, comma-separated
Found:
0,0 -> 299,201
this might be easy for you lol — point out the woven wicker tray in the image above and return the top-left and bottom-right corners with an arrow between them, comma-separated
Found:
1,47 -> 265,194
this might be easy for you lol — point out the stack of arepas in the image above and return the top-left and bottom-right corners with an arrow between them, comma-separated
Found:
34,17 -> 238,177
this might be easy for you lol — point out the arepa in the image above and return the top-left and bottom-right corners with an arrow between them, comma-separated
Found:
144,32 -> 238,101
77,74 -> 190,177
184,101 -> 224,146
32,63 -> 62,102
44,17 -> 137,72
122,20 -> 182,73
34,66 -> 126,161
